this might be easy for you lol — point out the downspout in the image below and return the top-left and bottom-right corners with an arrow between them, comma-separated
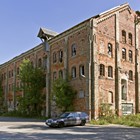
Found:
89,18 -> 98,120
135,16 -> 140,113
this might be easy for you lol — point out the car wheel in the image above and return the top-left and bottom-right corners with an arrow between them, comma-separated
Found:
80,120 -> 86,126
58,122 -> 64,128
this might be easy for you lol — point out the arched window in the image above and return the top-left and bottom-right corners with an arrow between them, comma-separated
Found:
100,64 -> 105,76
121,79 -> 127,100
108,66 -> 113,78
128,33 -> 132,45
122,30 -> 126,43
53,52 -> 57,63
71,66 -> 76,78
122,48 -> 126,60
59,70 -> 63,78
129,50 -> 133,62
129,70 -> 133,81
71,43 -> 76,56
108,43 -> 112,56
79,65 -> 85,77
59,50 -> 63,62
108,91 -> 113,103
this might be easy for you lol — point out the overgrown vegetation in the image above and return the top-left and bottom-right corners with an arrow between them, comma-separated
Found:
51,78 -> 76,112
0,74 -> 7,115
91,113 -> 140,127
16,59 -> 46,117
90,103 -> 140,127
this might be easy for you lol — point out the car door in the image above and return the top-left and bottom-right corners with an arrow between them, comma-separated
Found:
67,113 -> 76,125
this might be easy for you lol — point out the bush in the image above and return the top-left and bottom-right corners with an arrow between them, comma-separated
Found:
90,113 -> 140,127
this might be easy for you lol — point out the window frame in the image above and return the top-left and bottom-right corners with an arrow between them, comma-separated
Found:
122,30 -> 126,43
122,48 -> 126,60
71,43 -> 77,56
59,50 -> 63,63
128,33 -> 132,45
53,52 -> 57,63
108,43 -> 112,57
100,64 -> 105,76
129,50 -> 133,62
79,65 -> 85,77
129,70 -> 133,81
71,66 -> 76,79
108,66 -> 113,78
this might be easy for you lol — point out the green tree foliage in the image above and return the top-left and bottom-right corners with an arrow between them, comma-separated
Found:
136,11 -> 140,17
0,74 -> 7,114
17,59 -> 46,116
52,78 -> 76,112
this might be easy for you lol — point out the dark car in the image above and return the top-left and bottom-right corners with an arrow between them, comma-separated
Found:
45,111 -> 89,128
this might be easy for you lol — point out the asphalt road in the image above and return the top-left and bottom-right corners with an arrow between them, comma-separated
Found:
0,117 -> 140,140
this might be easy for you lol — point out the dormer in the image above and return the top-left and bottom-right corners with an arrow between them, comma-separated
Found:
37,27 -> 58,42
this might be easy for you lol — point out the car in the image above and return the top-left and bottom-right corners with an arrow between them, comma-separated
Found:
45,111 -> 89,128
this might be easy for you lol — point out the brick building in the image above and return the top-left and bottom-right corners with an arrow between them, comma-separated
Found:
0,3 -> 140,119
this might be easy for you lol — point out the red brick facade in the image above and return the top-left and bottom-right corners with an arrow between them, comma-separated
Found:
0,3 -> 140,119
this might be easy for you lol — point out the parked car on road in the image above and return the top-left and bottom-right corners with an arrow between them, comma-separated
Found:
45,111 -> 89,128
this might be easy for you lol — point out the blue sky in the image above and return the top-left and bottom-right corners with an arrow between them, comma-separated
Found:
0,0 -> 139,64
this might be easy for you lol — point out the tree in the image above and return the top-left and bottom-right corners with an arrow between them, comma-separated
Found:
52,78 -> 76,112
136,11 -> 140,17
17,59 -> 46,116
0,74 -> 7,114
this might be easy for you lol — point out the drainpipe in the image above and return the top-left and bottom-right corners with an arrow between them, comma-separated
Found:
135,15 -> 140,113
89,18 -> 98,120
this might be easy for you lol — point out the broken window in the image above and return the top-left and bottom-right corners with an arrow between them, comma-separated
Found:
71,43 -> 76,56
122,48 -> 126,60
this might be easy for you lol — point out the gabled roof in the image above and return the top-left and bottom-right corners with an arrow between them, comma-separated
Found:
37,27 -> 58,40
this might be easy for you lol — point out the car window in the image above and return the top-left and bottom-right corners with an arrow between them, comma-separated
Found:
81,112 -> 88,117
73,113 -> 78,117
60,113 -> 70,118
68,113 -> 74,118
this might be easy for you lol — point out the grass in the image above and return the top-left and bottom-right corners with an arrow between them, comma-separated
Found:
90,114 -> 140,127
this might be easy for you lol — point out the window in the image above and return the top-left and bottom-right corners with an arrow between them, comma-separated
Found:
129,50 -> 133,62
108,66 -> 113,78
53,72 -> 57,81
100,64 -> 105,76
53,52 -> 57,63
100,40 -> 105,54
71,67 -> 76,78
128,33 -> 132,45
59,50 -> 63,62
11,70 -> 13,77
122,85 -> 127,100
108,91 -> 113,104
129,70 -> 133,81
71,43 -> 76,56
38,58 -> 42,67
121,79 -> 127,100
122,48 -> 126,60
108,43 -> 112,56
17,67 -> 19,75
80,65 -> 85,77
59,70 -> 63,78
122,30 -> 126,43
